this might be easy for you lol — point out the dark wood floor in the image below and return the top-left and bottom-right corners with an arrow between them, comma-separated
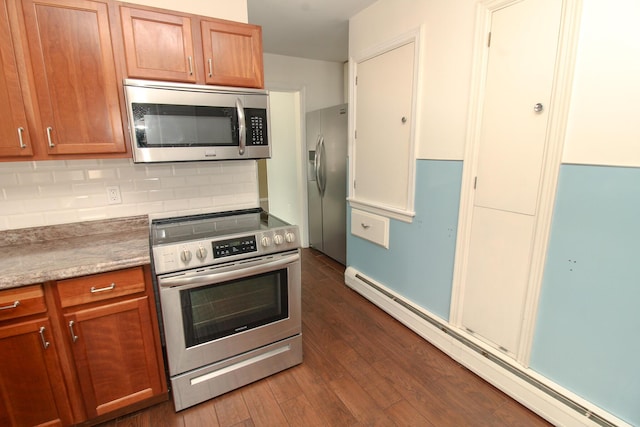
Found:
99,248 -> 551,426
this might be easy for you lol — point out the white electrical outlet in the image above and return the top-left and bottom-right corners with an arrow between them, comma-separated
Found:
106,186 -> 122,204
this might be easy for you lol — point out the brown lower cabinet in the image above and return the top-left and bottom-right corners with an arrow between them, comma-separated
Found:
0,266 -> 167,426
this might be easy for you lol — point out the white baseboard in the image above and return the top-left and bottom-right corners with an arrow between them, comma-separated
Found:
344,267 -> 630,427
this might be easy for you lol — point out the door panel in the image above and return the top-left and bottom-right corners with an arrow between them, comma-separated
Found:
474,0 -> 562,216
307,109 -> 323,252
462,207 -> 535,353
354,42 -> 413,210
0,0 -> 33,158
21,0 -> 126,155
460,0 -> 562,356
120,7 -> 196,82
0,318 -> 71,426
66,297 -> 162,418
320,105 -> 348,264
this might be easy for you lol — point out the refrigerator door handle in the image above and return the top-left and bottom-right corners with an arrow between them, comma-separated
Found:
314,135 -> 323,195
317,136 -> 326,196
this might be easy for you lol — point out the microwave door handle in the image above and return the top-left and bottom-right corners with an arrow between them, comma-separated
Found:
236,98 -> 246,155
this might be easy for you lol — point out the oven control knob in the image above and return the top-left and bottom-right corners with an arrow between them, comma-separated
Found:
196,246 -> 207,260
261,236 -> 272,247
285,232 -> 296,243
274,234 -> 284,245
180,249 -> 192,263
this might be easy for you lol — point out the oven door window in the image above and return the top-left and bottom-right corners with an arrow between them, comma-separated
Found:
180,269 -> 288,347
132,103 -> 238,147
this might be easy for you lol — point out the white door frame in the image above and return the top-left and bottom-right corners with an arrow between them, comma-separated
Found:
449,0 -> 583,366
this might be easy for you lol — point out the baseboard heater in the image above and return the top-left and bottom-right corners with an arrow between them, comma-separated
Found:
348,270 -> 618,427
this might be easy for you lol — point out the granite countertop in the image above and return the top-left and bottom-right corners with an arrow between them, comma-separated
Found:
0,216 -> 151,290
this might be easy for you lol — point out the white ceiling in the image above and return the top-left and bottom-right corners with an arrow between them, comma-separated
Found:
247,0 -> 377,63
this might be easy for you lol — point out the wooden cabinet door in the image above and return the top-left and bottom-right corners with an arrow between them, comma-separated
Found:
120,6 -> 196,83
0,0 -> 33,158
201,19 -> 264,88
19,0 -> 126,155
64,296 -> 164,418
0,318 -> 72,427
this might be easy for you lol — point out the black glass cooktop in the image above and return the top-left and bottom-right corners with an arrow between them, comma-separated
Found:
151,208 -> 290,246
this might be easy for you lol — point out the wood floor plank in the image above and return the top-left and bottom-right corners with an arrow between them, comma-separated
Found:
213,390 -> 251,427
290,347 -> 357,426
241,379 -> 289,426
327,375 -> 396,426
385,399 -> 437,427
181,401 -> 219,427
278,394 -> 327,427
266,368 -> 304,404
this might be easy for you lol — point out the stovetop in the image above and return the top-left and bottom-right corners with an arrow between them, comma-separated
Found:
150,208 -> 299,275
151,208 -> 290,246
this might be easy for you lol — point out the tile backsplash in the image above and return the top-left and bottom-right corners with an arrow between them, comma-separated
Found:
0,159 -> 259,230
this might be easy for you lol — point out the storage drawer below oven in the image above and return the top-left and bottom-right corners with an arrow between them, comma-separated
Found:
170,334 -> 302,411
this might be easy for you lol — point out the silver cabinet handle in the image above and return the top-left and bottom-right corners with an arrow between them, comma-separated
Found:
187,56 -> 193,75
17,127 -> 26,149
90,282 -> 116,293
236,97 -> 246,155
69,320 -> 78,343
208,58 -> 213,77
361,223 -> 371,229
534,103 -> 544,113
0,300 -> 20,311
39,326 -> 50,349
46,126 -> 54,147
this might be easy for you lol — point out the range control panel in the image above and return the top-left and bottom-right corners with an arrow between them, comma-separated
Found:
152,227 -> 298,275
213,236 -> 257,259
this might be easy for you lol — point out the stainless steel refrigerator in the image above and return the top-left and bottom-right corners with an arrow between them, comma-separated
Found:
307,104 -> 348,264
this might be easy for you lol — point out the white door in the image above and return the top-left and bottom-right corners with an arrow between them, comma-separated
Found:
460,0 -> 562,355
354,42 -> 414,212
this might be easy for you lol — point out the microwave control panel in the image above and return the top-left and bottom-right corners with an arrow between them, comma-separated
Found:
246,108 -> 268,146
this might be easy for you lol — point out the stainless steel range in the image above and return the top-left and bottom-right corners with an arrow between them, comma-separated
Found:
150,208 -> 302,411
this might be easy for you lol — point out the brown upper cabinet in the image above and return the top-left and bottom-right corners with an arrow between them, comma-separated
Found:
19,0 -> 128,157
201,18 -> 264,88
0,0 -> 34,158
120,6 -> 196,83
120,4 -> 264,88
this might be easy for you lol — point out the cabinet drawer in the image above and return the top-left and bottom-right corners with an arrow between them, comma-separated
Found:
57,267 -> 146,308
351,209 -> 390,249
0,285 -> 47,322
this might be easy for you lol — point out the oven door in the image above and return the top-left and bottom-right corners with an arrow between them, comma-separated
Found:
157,250 -> 301,376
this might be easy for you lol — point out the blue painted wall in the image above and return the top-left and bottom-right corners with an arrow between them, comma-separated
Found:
530,164 -> 640,426
347,159 -> 462,320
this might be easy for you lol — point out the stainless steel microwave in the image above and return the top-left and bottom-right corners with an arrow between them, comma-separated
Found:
123,79 -> 270,163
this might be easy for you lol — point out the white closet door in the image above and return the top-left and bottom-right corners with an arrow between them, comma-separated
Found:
354,42 -> 414,211
460,0 -> 562,355
474,0 -> 561,216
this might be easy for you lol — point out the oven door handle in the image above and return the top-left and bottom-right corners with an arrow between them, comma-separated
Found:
158,252 -> 300,288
